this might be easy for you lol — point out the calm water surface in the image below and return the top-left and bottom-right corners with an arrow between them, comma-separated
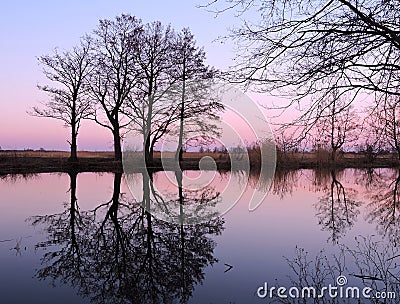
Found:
1,169 -> 399,303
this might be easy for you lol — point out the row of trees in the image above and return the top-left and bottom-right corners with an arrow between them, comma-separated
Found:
31,14 -> 223,163
273,90 -> 400,162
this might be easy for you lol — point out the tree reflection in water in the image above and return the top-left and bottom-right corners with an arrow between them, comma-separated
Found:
278,236 -> 400,304
270,168 -> 362,244
28,171 -> 224,304
314,170 -> 361,244
269,169 -> 299,199
366,169 -> 400,247
29,171 -> 91,294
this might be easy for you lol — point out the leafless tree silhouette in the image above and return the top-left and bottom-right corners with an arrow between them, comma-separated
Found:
313,90 -> 359,163
31,39 -> 92,161
172,28 -> 223,162
367,96 -> 400,160
87,15 -> 142,161
205,0 -> 400,140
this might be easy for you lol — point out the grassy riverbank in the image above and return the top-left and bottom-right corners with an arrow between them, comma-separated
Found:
0,150 -> 399,175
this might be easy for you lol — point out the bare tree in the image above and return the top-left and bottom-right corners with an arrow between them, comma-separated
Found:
125,23 -> 224,166
205,0 -> 400,139
30,39 -> 92,162
172,28 -> 223,162
370,96 -> 400,160
125,21 -> 177,165
313,90 -> 359,162
208,0 -> 400,94
88,14 -> 142,161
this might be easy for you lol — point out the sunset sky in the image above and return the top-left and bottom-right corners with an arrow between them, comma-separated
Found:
0,0 -> 274,151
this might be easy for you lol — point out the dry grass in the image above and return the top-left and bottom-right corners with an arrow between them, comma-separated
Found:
0,150 -> 114,158
1,150 -> 396,161
1,150 -> 399,171
153,151 -> 228,159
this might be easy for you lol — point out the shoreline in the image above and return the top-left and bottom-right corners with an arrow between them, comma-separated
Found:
1,150 -> 399,175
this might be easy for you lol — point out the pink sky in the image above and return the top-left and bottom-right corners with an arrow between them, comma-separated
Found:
0,1 -> 347,152
0,0 -> 239,151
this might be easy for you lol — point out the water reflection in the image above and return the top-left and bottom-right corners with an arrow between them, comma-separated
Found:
366,169 -> 400,247
6,168 -> 400,303
0,172 -> 39,182
125,170 -> 222,225
28,171 -> 224,304
29,171 -> 91,296
268,169 -> 299,198
268,169 -> 362,243
314,170 -> 361,244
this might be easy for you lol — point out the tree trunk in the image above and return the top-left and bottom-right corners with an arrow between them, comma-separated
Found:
144,134 -> 153,166
331,147 -> 337,163
113,129 -> 122,161
69,100 -> 78,162
149,143 -> 154,163
176,69 -> 186,162
176,122 -> 184,162
144,92 -> 154,167
70,127 -> 78,162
